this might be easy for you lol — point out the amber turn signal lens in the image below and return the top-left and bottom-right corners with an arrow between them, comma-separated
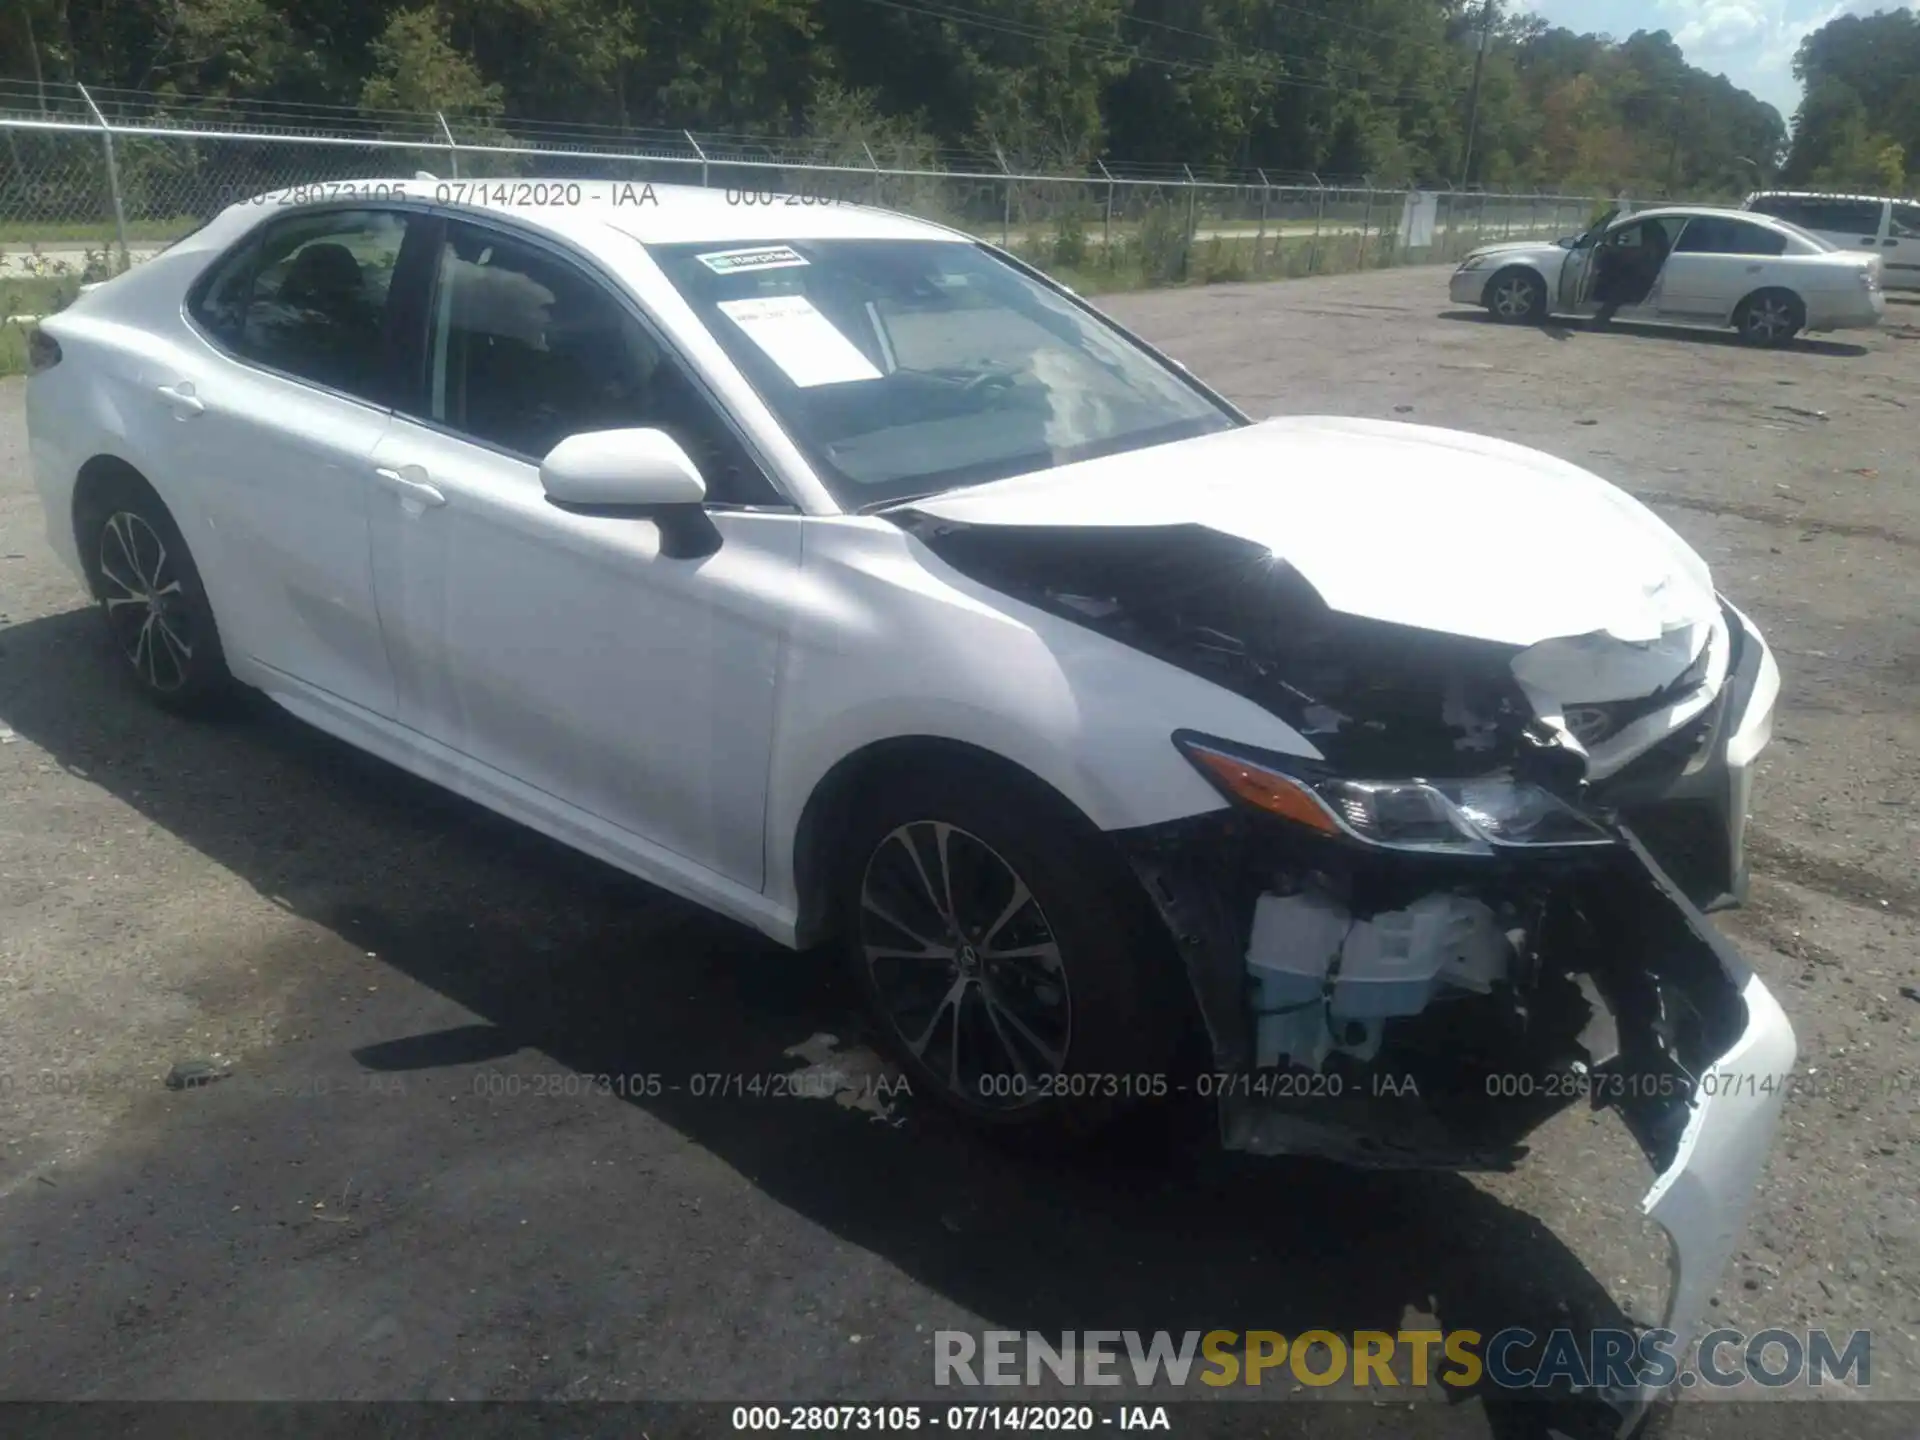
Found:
1187,747 -> 1341,835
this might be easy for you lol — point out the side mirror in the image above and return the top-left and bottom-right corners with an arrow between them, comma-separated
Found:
539,428 -> 720,559
540,428 -> 707,508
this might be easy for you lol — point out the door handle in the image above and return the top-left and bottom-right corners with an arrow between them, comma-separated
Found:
156,382 -> 205,418
1861,237 -> 1879,245
374,466 -> 447,508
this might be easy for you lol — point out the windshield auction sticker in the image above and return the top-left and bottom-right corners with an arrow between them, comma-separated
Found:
697,245 -> 811,275
717,294 -> 883,387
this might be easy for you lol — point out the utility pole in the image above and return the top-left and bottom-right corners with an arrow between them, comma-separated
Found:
1457,0 -> 1497,190
1666,95 -> 1684,196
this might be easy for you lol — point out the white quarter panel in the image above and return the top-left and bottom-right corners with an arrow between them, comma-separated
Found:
761,516 -> 1317,919
28,258 -> 400,718
366,416 -> 800,889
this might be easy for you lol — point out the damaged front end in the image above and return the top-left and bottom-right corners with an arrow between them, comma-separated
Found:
1118,787 -> 1793,1431
896,513 -> 1796,1430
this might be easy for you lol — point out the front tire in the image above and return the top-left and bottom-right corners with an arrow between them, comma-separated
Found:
1735,289 -> 1803,347
1485,267 -> 1547,324
837,766 -> 1183,1135
77,475 -> 234,716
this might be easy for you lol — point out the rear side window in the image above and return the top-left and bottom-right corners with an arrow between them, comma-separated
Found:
1775,198 -> 1884,235
1892,203 -> 1920,238
1674,217 -> 1789,256
190,208 -> 413,405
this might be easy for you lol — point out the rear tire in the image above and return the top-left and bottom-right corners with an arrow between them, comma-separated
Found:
1485,267 -> 1547,324
836,765 -> 1183,1137
75,474 -> 235,716
1734,289 -> 1803,347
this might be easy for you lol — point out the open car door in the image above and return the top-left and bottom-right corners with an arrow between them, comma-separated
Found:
1556,209 -> 1616,312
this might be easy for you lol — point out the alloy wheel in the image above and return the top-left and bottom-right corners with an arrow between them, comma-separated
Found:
98,510 -> 194,692
1745,295 -> 1795,343
858,820 -> 1072,1108
1491,275 -> 1536,319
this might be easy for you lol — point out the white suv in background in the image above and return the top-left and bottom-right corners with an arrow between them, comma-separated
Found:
1743,190 -> 1920,290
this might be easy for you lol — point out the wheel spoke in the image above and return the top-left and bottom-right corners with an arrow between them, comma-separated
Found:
132,612 -> 158,685
931,822 -> 959,924
982,941 -> 1061,966
154,610 -> 194,669
976,986 -> 1032,1081
861,891 -> 952,958
903,975 -> 969,1060
137,524 -> 169,592
102,515 -> 143,595
980,981 -> 1065,1071
895,826 -> 950,924
977,876 -> 1033,953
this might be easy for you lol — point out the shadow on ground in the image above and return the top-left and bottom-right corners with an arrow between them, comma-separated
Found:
1435,308 -> 1873,357
0,604 -> 1655,1435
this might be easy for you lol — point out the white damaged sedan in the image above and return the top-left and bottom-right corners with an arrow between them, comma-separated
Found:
26,180 -> 1791,1429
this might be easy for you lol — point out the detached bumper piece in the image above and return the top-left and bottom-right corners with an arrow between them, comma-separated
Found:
1120,819 -> 1795,1435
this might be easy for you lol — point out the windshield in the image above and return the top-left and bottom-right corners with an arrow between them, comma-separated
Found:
647,238 -> 1241,509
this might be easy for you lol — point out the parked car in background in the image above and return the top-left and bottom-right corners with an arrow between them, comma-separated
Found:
1451,204 -> 1885,344
1743,190 -> 1920,290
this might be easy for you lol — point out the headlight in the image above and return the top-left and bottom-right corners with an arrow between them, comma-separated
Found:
1175,733 -> 1616,854
1456,253 -> 1491,271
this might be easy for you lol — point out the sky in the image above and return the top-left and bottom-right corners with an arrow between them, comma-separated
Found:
1512,0 -> 1901,120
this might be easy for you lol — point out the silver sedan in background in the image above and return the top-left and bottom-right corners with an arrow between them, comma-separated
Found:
1451,205 -> 1885,345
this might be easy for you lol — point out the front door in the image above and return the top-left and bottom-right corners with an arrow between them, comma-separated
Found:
1577,217 -> 1675,317
365,215 -> 803,889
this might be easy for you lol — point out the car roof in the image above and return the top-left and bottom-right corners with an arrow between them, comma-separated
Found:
1619,204 -> 1811,238
1626,204 -> 1770,222
225,177 -> 969,250
1745,189 -> 1912,206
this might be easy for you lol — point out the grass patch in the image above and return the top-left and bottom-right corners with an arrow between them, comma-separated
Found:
0,217 -> 198,247
0,275 -> 84,378
3,275 -> 84,316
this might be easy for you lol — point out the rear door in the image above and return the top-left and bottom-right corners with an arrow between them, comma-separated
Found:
163,205 -> 426,717
1659,215 -> 1790,319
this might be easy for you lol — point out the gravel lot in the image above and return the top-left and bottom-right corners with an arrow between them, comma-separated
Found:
0,265 -> 1915,1434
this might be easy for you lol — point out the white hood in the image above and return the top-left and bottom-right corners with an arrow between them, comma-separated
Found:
909,416 -> 1721,653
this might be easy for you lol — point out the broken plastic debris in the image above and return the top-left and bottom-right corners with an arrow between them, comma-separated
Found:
165,1057 -> 232,1090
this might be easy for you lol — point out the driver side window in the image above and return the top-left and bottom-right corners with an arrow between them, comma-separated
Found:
410,220 -> 782,506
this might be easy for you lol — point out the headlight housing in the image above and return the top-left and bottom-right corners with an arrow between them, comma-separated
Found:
1175,733 -> 1616,855
1456,252 -> 1493,271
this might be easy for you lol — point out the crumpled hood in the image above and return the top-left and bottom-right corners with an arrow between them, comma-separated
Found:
908,416 -> 1721,652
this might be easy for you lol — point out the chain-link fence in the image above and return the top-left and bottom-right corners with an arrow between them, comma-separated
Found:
2,82 -> 1616,302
